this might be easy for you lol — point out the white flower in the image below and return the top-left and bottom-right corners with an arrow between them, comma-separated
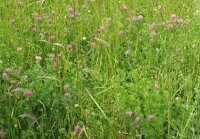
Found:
82,37 -> 87,40
74,104 -> 79,108
35,56 -> 42,61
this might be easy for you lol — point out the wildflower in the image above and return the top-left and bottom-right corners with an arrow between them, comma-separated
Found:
167,23 -> 173,29
157,5 -> 162,11
31,27 -> 36,32
51,10 -> 56,15
149,22 -> 156,30
150,31 -> 157,38
137,15 -> 144,20
71,12 -> 79,19
82,37 -> 87,40
5,68 -> 12,73
106,17 -> 111,21
35,56 -> 42,61
135,117 -> 140,125
124,49 -> 130,56
147,114 -> 154,121
162,21 -> 166,26
50,35 -> 56,41
68,7 -> 73,13
23,90 -> 33,96
100,25 -> 105,30
171,14 -> 177,20
175,18 -> 184,24
64,84 -> 70,90
17,47 -> 22,52
74,104 -> 79,108
132,15 -> 143,21
125,111 -> 133,117
35,13 -> 42,22
2,72 -> 8,78
97,26 -> 105,31
74,125 -> 82,133
9,19 -> 15,24
122,6 -> 128,11
64,93 -> 71,98
67,44 -> 73,50
50,53 -> 56,60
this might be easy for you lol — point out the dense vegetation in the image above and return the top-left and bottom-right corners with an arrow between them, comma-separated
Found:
0,0 -> 200,138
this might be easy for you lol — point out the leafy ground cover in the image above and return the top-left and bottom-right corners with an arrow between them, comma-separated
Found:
0,0 -> 200,138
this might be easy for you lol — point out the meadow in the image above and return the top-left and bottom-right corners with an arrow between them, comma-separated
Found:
0,0 -> 200,138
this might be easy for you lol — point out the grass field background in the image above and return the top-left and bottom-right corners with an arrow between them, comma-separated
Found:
0,0 -> 200,138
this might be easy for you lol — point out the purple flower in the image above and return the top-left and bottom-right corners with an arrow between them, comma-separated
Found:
64,93 -> 71,98
74,125 -> 82,133
35,13 -> 42,22
135,116 -> 140,125
71,12 -> 79,19
132,15 -> 143,21
67,44 -> 73,50
2,72 -> 8,78
9,19 -> 15,24
175,19 -> 184,24
171,14 -> 177,20
100,26 -> 105,30
50,35 -> 56,41
24,90 -> 33,96
137,15 -> 144,20
147,114 -> 154,121
149,22 -> 156,30
97,26 -> 105,31
5,68 -> 12,73
125,111 -> 133,117
150,31 -> 157,38
31,27 -> 36,32
64,84 -> 70,90
68,7 -> 73,13
167,23 -> 173,29
50,53 -> 56,60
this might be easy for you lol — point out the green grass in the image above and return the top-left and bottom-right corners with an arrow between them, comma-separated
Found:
0,0 -> 200,138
